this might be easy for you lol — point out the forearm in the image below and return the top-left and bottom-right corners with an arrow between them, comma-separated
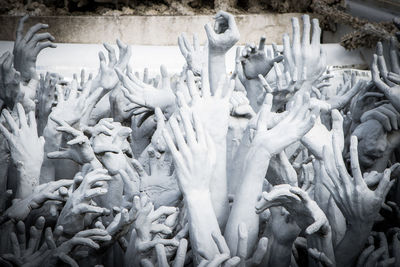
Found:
242,79 -> 263,112
0,140 -> 10,205
301,124 -> 330,160
209,141 -> 229,228
334,223 -> 372,266
16,163 -> 41,198
185,190 -> 221,263
385,92 -> 400,114
225,146 -> 271,255
208,51 -> 226,94
307,228 -> 335,266
40,120 -> 62,183
263,237 -> 293,267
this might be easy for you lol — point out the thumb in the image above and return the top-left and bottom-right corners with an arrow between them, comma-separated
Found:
204,23 -> 216,43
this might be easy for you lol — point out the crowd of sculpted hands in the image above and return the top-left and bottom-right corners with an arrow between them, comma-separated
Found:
1,11 -> 400,267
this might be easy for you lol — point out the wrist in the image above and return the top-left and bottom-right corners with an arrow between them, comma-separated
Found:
249,140 -> 272,160
90,158 -> 103,169
184,188 -> 211,202
208,49 -> 226,57
91,75 -> 101,91
16,167 -> 39,199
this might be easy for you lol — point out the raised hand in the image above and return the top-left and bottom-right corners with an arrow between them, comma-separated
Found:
47,116 -> 98,166
163,104 -> 224,260
256,185 -> 329,236
36,72 -> 60,135
178,33 -> 205,76
186,70 -> 234,142
261,206 -> 301,267
129,193 -> 179,265
241,36 -> 283,80
322,135 -> 394,266
50,80 -> 103,126
204,10 -> 240,55
253,92 -> 319,156
0,52 -> 23,109
163,104 -> 216,196
360,103 -> 400,132
116,65 -> 176,118
73,68 -> 92,90
1,216 -> 48,266
126,149 -> 180,208
372,42 -> 400,113
3,179 -> 72,221
141,239 -> 188,267
282,15 -> 326,87
89,119 -> 132,174
0,103 -> 45,198
13,15 -> 56,82
323,79 -> 367,111
2,215 -> 110,267
198,232 -> 240,267
56,168 -> 111,235
323,135 -> 394,225
92,39 -> 132,91
301,109 -> 344,160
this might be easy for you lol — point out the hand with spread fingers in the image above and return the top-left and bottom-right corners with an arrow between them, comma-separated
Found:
36,72 -> 60,135
116,65 -> 176,119
3,179 -> 73,221
91,39 -> 132,91
0,103 -> 45,198
240,36 -> 283,80
372,42 -> 400,113
47,116 -> 98,166
322,135 -> 395,266
56,168 -> 112,235
129,193 -> 180,265
282,15 -> 326,87
178,33 -> 205,76
1,216 -> 111,267
49,80 -> 103,126
13,15 -> 57,82
256,185 -> 330,236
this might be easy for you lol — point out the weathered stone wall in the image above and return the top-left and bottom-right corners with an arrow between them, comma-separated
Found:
0,13 -> 304,45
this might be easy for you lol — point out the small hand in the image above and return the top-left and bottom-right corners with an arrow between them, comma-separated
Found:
240,37 -> 283,80
93,39 -> 132,91
204,11 -> 240,55
4,179 -> 72,221
36,72 -> 59,134
178,33 -> 205,76
50,80 -> 103,126
371,43 -> 400,113
47,116 -> 96,165
116,65 -> 176,119
256,185 -> 329,235
131,193 -> 179,254
56,168 -> 111,235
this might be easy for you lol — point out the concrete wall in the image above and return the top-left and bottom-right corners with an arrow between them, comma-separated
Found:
0,13 -> 305,45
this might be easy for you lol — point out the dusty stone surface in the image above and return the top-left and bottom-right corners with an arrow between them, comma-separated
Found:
0,13 -> 304,45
